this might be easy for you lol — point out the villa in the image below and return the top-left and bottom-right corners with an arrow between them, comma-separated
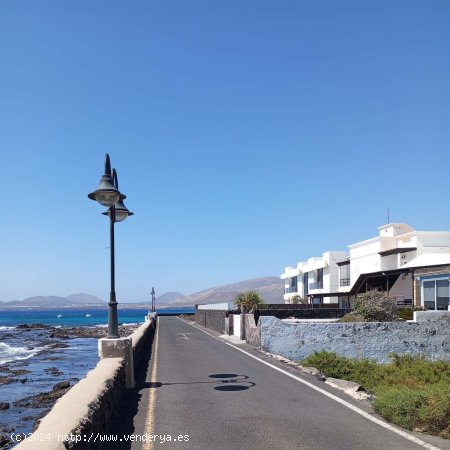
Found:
281,223 -> 450,311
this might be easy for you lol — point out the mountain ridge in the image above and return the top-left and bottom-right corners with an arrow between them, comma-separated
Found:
0,293 -> 106,309
0,277 -> 284,309
165,276 -> 284,306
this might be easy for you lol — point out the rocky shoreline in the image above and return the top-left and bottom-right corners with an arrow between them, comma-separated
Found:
0,323 -> 140,449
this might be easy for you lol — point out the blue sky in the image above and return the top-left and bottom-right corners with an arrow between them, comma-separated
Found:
0,1 -> 449,302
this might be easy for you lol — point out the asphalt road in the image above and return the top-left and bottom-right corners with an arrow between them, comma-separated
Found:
127,317 -> 448,450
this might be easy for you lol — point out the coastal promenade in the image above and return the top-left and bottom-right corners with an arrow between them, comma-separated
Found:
116,316 -> 448,450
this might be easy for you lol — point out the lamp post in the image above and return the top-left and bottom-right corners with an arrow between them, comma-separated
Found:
88,154 -> 133,338
151,287 -> 156,313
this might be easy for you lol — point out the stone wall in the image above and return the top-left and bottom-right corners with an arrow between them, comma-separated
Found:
261,304 -> 340,310
414,311 -> 450,322
225,314 -> 234,336
254,308 -> 350,323
259,316 -> 450,363
414,265 -> 450,306
244,314 -> 260,348
16,318 -> 156,449
131,317 -> 156,370
195,310 -> 227,334
16,358 -> 126,450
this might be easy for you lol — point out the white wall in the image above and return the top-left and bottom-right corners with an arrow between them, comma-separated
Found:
389,273 -> 413,299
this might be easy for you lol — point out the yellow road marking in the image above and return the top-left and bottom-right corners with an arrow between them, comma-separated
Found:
143,318 -> 159,450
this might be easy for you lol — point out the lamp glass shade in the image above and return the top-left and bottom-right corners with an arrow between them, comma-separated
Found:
95,190 -> 121,207
114,207 -> 129,222
114,196 -> 133,222
88,175 -> 121,207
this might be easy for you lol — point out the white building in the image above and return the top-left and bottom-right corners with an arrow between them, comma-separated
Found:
281,251 -> 347,305
281,223 -> 450,311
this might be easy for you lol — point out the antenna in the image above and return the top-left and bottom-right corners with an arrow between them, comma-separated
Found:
387,207 -> 390,224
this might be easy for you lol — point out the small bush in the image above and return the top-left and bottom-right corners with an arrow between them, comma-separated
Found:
413,305 -> 427,312
338,313 -> 365,323
291,295 -> 307,305
301,351 -> 450,438
374,383 -> 450,438
234,291 -> 266,312
374,386 -> 426,430
397,308 -> 413,321
301,351 -> 356,379
353,290 -> 398,322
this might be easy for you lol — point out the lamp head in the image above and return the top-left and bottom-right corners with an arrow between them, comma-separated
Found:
88,154 -> 121,207
102,195 -> 134,222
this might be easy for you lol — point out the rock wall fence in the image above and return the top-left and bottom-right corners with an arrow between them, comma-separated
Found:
16,317 -> 156,450
195,310 -> 229,334
244,314 -> 260,347
254,308 -> 350,323
259,316 -> 450,363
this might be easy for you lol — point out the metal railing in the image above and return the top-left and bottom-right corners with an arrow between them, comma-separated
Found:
340,278 -> 350,287
392,295 -> 413,307
308,282 -> 322,290
284,286 -> 298,294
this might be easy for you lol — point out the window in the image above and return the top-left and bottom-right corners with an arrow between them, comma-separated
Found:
303,273 -> 308,295
421,277 -> 450,311
317,268 -> 323,289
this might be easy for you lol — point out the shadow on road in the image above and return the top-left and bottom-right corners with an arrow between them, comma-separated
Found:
145,374 -> 255,391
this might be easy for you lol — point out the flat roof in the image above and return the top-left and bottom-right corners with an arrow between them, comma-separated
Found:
378,247 -> 416,257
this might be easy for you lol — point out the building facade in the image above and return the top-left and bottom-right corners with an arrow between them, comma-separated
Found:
281,223 -> 450,311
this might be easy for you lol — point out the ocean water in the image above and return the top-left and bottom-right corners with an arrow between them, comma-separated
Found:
0,307 -> 194,442
0,307 -> 195,327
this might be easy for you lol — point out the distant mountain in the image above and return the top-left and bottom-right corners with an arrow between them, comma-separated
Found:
118,292 -> 185,307
65,294 -> 106,306
156,292 -> 185,304
0,294 -> 106,309
167,276 -> 284,307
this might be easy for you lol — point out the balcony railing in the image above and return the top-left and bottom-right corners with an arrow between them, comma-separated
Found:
284,286 -> 298,294
309,282 -> 323,290
340,278 -> 350,287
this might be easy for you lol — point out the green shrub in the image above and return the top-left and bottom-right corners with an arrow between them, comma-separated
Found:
301,351 -> 379,390
302,351 -> 356,379
301,351 -> 450,438
374,383 -> 450,438
374,385 -> 427,430
234,291 -> 266,312
291,295 -> 308,305
397,308 -> 413,321
353,290 -> 398,322
338,313 -> 365,323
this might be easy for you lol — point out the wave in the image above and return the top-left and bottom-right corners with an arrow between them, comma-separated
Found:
94,322 -> 141,328
0,326 -> 16,331
0,342 -> 48,365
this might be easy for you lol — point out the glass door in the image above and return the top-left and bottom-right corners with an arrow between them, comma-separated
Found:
422,279 -> 450,310
436,280 -> 449,310
423,281 -> 435,310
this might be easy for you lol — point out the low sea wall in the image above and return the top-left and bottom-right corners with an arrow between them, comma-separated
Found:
131,317 -> 155,368
16,318 -> 156,449
260,316 -> 450,363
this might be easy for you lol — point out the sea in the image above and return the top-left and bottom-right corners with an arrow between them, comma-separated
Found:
0,307 -> 195,328
0,307 -> 194,444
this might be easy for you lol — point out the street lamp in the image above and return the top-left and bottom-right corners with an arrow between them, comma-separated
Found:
151,287 -> 156,313
88,154 -> 133,338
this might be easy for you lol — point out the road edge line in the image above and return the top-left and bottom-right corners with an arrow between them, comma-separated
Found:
143,318 -> 160,450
